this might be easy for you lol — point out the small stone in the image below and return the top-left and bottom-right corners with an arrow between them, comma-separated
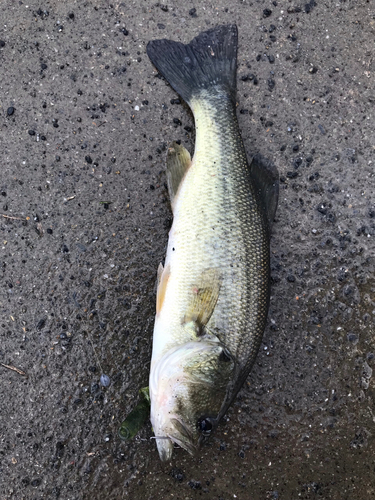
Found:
268,79 -> 275,90
100,374 -> 111,387
263,8 -> 272,17
286,171 -> 298,179
28,130 -> 36,136
347,333 -> 358,344
189,8 -> 197,16
85,155 -> 93,164
0,40 -> 5,47
7,106 -> 15,116
318,124 -> 326,135
188,480 -> 201,489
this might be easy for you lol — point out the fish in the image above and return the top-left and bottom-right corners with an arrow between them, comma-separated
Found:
146,24 -> 279,461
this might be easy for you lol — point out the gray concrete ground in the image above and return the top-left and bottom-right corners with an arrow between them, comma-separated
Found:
1,1 -> 375,499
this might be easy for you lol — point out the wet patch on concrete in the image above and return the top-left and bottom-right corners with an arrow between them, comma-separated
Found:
1,1 -> 374,499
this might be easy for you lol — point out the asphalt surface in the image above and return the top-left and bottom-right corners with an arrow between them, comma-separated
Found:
1,1 -> 375,499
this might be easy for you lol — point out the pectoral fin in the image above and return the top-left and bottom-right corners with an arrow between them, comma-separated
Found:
183,268 -> 222,332
157,262 -> 164,286
156,263 -> 170,315
166,142 -> 191,206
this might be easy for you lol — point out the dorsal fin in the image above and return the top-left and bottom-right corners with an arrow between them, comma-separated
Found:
249,153 -> 279,229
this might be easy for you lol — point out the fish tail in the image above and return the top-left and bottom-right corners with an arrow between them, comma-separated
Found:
146,24 -> 238,106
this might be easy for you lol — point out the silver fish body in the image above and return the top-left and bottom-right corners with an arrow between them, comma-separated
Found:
147,25 -> 278,461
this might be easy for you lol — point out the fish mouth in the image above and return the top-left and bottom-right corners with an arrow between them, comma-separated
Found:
155,436 -> 174,462
155,418 -> 198,461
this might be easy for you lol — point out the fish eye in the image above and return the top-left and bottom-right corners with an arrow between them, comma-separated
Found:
197,418 -> 213,436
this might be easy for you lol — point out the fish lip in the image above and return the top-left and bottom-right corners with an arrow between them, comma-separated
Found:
155,436 -> 174,462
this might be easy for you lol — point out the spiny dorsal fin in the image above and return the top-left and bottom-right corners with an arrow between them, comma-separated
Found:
250,153 -> 279,229
166,142 -> 191,207
183,268 -> 222,331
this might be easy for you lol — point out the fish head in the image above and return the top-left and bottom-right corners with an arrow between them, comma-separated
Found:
150,341 -> 235,461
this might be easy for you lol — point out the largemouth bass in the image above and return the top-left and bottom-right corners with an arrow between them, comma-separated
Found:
147,24 -> 279,461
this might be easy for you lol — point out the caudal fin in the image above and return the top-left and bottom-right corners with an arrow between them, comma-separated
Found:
147,25 -> 238,105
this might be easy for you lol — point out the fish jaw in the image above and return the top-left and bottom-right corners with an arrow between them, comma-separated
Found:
149,343 -> 200,460
149,341 -> 235,460
155,436 -> 174,462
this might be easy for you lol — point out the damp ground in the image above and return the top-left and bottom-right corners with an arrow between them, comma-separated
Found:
1,1 -> 375,499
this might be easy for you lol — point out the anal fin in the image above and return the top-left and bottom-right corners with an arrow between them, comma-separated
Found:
166,142 -> 191,207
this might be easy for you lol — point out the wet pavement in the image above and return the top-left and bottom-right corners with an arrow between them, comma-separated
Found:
1,1 -> 375,499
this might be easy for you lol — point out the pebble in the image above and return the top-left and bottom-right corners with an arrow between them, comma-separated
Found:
170,468 -> 184,482
91,383 -> 100,393
7,106 -> 15,116
268,79 -> 275,90
100,374 -> 111,387
36,317 -> 47,330
189,8 -> 197,17
263,8 -> 272,17
347,333 -> 358,344
0,40 -> 5,47
318,124 -> 326,135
